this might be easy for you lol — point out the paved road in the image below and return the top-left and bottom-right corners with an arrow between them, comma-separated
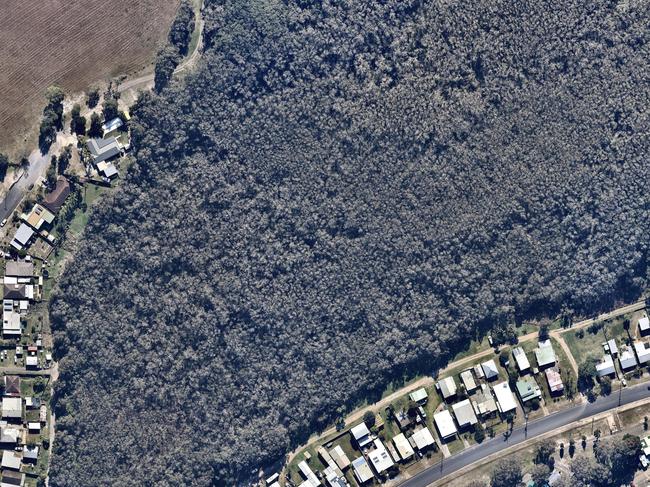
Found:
0,148 -> 51,222
398,382 -> 650,487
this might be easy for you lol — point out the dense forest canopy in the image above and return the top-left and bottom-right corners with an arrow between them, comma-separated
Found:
50,0 -> 650,485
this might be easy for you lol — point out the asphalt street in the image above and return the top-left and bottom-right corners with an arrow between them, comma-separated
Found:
0,148 -> 50,222
399,382 -> 650,487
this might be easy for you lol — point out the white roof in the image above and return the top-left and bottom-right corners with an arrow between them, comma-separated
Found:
350,422 -> 371,447
2,397 -> 21,418
596,355 -> 615,376
639,316 -> 650,331
437,376 -> 457,398
619,348 -> 637,370
368,439 -> 394,474
409,387 -> 428,403
608,339 -> 618,355
392,433 -> 414,460
460,370 -> 477,391
452,398 -> 478,427
433,409 -> 457,438
481,359 -> 499,379
2,311 -> 20,335
493,381 -> 517,413
13,224 -> 34,246
410,427 -> 435,450
28,422 -> 40,431
1,450 -> 21,470
26,356 -> 38,366
473,364 -> 485,378
512,347 -> 530,372
0,427 -> 19,444
298,461 -> 320,487
634,342 -> 650,364
351,456 -> 374,483
102,117 -> 123,133
329,445 -> 350,470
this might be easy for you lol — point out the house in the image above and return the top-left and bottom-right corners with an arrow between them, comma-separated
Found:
3,376 -> 20,397
322,465 -> 347,487
25,356 -> 38,369
534,340 -> 556,369
351,456 -> 374,484
634,342 -> 650,365
493,381 -> 517,414
473,364 -> 485,379
22,445 -> 37,464
350,422 -> 372,448
619,348 -> 638,370
408,388 -> 428,404
410,427 -> 436,451
25,397 -> 40,410
3,285 -> 28,302
393,408 -> 414,431
545,368 -> 564,394
297,460 -> 320,487
596,355 -> 616,377
10,224 -> 34,251
1,398 -> 21,420
367,439 -> 394,475
516,376 -> 542,403
481,359 -> 499,380
328,445 -> 350,470
433,410 -> 457,440
97,161 -> 119,179
607,339 -> 619,356
22,204 -> 55,231
472,385 -> 498,417
102,117 -> 123,135
639,315 -> 650,335
2,312 -> 21,338
460,369 -> 477,392
392,433 -> 414,461
436,376 -> 457,400
0,469 -> 23,487
452,399 -> 478,428
318,446 -> 336,469
512,347 -> 530,373
0,451 -> 20,471
27,422 -> 40,433
42,176 -> 71,214
86,137 -> 121,164
4,262 -> 33,279
0,427 -> 20,446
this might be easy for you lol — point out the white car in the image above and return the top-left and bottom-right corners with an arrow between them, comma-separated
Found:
0,219 -> 6,227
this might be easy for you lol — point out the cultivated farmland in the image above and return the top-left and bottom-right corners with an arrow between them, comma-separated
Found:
0,0 -> 179,155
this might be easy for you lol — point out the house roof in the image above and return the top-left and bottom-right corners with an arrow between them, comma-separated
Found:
4,262 -> 33,278
2,312 -> 21,336
635,342 -> 650,364
619,348 -> 637,370
437,376 -> 457,398
392,433 -> 414,460
607,339 -> 618,355
297,460 -> 320,487
368,439 -> 394,474
0,428 -> 19,444
481,359 -> 499,379
516,376 -> 541,402
0,469 -> 22,487
3,376 -> 19,396
639,316 -> 650,332
22,445 -> 38,461
3,285 -> 26,301
534,340 -> 556,367
410,427 -> 435,450
350,422 -> 371,447
87,137 -> 121,164
12,224 -> 34,246
98,161 -> 118,178
351,456 -> 374,483
596,355 -> 615,376
328,445 -> 350,470
472,389 -> 498,416
43,176 -> 71,213
545,368 -> 564,392
452,399 -> 478,427
1,398 -> 20,419
433,410 -> 457,438
512,347 -> 530,372
102,117 -> 123,133
0,451 -> 20,470
460,370 -> 477,391
409,387 -> 428,403
493,381 -> 517,413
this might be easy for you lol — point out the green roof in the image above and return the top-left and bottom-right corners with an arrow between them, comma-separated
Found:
409,387 -> 428,403
516,377 -> 541,402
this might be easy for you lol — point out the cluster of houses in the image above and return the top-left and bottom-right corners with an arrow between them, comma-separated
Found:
0,375 -> 47,486
85,117 -> 129,181
10,177 -> 71,254
594,315 -> 650,378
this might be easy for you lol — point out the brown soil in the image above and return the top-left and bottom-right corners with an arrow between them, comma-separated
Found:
0,0 -> 179,157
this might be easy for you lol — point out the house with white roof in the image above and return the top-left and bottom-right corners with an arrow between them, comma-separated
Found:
493,381 -> 517,414
436,376 -> 457,400
392,433 -> 414,461
460,369 -> 477,392
351,456 -> 374,484
634,342 -> 650,365
452,399 -> 478,428
408,388 -> 428,404
410,427 -> 436,451
619,347 -> 637,370
298,460 -> 320,487
607,339 -> 619,356
328,445 -> 350,471
433,410 -> 457,440
512,347 -> 530,373
596,355 -> 615,377
367,439 -> 394,474
350,422 -> 372,448
481,359 -> 499,380
1,450 -> 21,470
1,397 -> 21,420
534,340 -> 556,369
639,314 -> 650,335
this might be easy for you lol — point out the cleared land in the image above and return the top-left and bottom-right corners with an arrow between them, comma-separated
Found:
0,0 -> 179,156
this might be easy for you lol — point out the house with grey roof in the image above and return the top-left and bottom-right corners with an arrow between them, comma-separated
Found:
87,137 -> 121,164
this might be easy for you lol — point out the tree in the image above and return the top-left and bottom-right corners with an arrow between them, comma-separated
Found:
88,113 -> 102,138
499,349 -> 510,367
595,434 -> 641,483
168,0 -> 196,56
490,459 -> 522,487
154,46 -> 181,93
86,88 -> 100,108
578,358 -> 597,391
529,463 -> 550,486
46,157 -> 58,187
534,439 -> 555,466
0,153 -> 10,180
39,85 -> 65,152
363,410 -> 375,428
539,323 -> 550,341
474,422 -> 486,443
571,457 -> 611,487
599,376 -> 612,396
465,481 -> 487,487
103,96 -> 119,122
70,104 -> 86,135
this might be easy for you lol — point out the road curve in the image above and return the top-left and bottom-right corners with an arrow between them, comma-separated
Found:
398,382 -> 650,487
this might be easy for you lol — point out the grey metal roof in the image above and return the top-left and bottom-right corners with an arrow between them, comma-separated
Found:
13,224 -> 34,245
87,137 -> 121,163
4,262 -> 33,278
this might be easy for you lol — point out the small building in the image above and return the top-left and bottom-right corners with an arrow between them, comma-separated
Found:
634,342 -> 650,365
102,117 -> 123,135
22,445 -> 38,463
408,387 -> 428,404
4,262 -> 33,279
27,422 -> 40,433
297,460 -> 320,487
433,410 -> 457,440
350,422 -> 372,448
493,381 -> 517,414
516,376 -> 542,403
0,427 -> 21,445
545,368 -> 564,394
392,433 -> 414,461
639,315 -> 650,335
25,356 -> 38,369
22,204 -> 55,231
534,340 -> 556,369
472,385 -> 498,417
607,339 -> 619,357
473,364 -> 485,379
328,445 -> 350,470
481,359 -> 499,380
367,439 -> 394,475
460,369 -> 477,392
1,469 -> 24,487
39,405 -> 47,423
512,347 -> 530,373
10,224 -> 34,251
0,451 -> 20,471
436,376 -> 457,400
86,137 -> 121,164
619,348 -> 638,370
25,397 -> 40,410
1,398 -> 21,420
3,376 -> 20,397
351,456 -> 374,484
317,446 -> 335,469
410,427 -> 436,451
596,355 -> 616,377
452,399 -> 478,428
97,161 -> 119,179
42,176 -> 71,214
393,408 -> 414,431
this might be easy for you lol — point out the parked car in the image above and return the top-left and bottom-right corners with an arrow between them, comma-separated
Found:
0,218 -> 6,227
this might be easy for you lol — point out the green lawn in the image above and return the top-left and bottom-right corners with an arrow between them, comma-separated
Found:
564,317 -> 632,365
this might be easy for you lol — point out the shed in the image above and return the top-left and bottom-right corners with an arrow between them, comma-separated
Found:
607,339 -> 619,356
481,359 -> 499,380
25,356 -> 38,369
102,117 -> 123,134
23,445 -> 38,462
452,399 -> 478,428
512,347 -> 530,373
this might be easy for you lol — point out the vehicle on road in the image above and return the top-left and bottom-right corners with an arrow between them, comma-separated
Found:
0,218 -> 6,227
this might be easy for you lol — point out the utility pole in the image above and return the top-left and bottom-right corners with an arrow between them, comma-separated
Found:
524,413 -> 529,438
